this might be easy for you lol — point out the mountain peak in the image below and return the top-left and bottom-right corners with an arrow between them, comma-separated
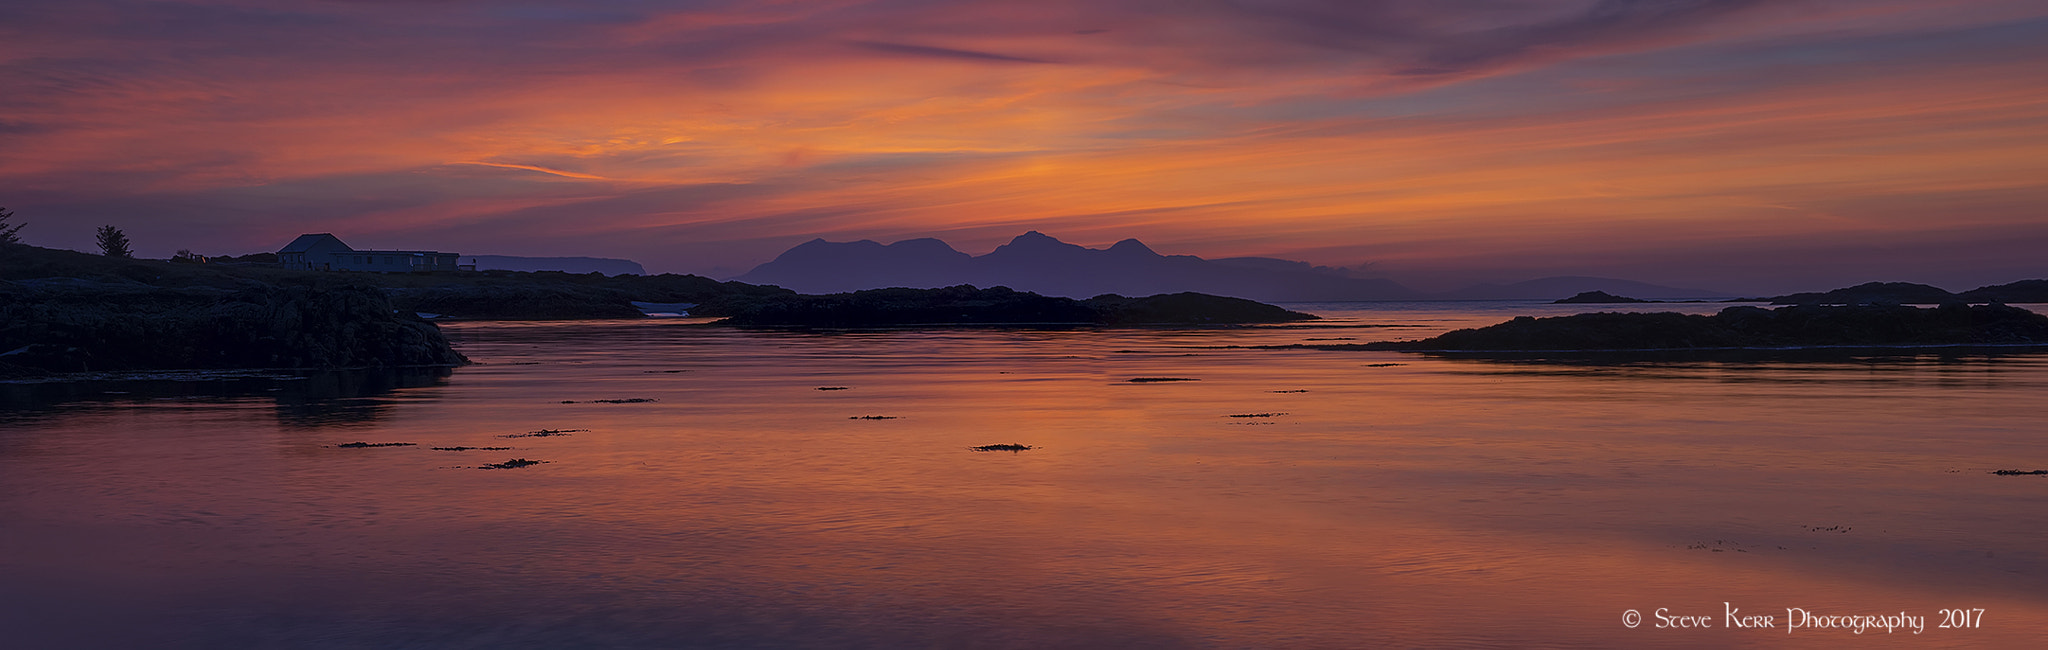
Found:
991,230 -> 1086,255
1107,238 -> 1157,256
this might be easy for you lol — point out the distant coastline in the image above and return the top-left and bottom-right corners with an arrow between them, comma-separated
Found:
1,243 -> 1314,376
9,241 -> 2048,376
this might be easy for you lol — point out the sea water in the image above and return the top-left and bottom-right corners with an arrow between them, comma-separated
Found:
3,302 -> 2045,648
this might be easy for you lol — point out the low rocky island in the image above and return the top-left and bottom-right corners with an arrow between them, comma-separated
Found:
698,286 -> 1317,327
1366,303 -> 2048,352
1768,280 -> 2048,305
1553,290 -> 1653,304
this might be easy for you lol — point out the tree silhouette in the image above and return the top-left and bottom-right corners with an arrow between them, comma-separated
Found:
96,225 -> 132,258
0,207 -> 22,244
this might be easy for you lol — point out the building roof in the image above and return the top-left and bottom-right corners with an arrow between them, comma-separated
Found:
279,233 -> 350,254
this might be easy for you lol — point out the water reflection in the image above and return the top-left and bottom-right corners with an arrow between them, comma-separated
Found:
0,366 -> 453,429
3,310 -> 2046,648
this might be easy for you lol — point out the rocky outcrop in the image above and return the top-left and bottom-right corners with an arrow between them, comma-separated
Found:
1,281 -> 465,375
697,285 -> 1317,328
1553,291 -> 1652,304
1084,292 -> 1315,324
1958,280 -> 2048,304
1767,282 -> 1958,305
1366,304 -> 2048,351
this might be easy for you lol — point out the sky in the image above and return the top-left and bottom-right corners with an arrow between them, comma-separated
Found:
3,0 -> 2046,293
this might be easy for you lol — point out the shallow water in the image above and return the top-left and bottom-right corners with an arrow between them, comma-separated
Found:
4,302 -> 2046,648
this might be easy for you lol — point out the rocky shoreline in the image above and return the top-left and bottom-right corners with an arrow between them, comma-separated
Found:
2,280 -> 466,377
2,243 -> 1317,375
1363,304 -> 2048,353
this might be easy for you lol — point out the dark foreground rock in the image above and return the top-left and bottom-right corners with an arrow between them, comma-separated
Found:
1,281 -> 467,375
697,285 -> 1316,327
1365,304 -> 2048,351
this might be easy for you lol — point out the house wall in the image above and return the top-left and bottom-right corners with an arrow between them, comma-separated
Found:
278,234 -> 462,272
280,237 -> 353,270
322,251 -> 462,272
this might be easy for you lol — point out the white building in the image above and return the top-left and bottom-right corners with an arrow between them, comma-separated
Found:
277,233 -> 464,272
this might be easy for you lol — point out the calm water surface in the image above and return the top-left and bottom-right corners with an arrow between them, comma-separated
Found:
4,302 -> 2046,648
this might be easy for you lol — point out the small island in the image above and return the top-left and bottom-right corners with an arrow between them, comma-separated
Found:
1366,303 -> 2048,352
1552,290 -> 1653,304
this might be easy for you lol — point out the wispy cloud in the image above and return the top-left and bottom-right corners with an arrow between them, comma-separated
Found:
449,162 -> 610,181
850,41 -> 1061,65
2,0 -> 2046,291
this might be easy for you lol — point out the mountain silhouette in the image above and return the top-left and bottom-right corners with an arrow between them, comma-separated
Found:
736,233 -> 1743,301
737,232 -> 1421,301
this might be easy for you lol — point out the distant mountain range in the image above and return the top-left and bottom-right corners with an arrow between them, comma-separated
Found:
735,232 -> 1728,302
467,255 -> 646,276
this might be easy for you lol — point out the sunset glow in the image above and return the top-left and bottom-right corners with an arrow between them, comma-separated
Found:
4,1 -> 2046,291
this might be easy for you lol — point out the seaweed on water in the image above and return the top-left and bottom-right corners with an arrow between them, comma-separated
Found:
1364,363 -> 1405,367
334,442 -> 415,448
1272,389 -> 1309,393
432,446 -> 512,451
1226,413 -> 1287,418
1992,469 -> 2048,475
970,443 -> 1034,453
479,458 -> 547,470
501,428 -> 588,438
1127,377 -> 1197,383
817,386 -> 851,391
849,415 -> 899,420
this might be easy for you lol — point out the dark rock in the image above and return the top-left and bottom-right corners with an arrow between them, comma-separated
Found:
1127,377 -> 1198,383
969,443 -> 1033,452
697,285 -> 1315,328
1768,282 -> 1957,305
1083,292 -> 1315,325
1958,280 -> 2048,304
431,446 -> 512,451
1554,290 -> 1652,304
1366,304 -> 2048,351
479,458 -> 546,469
335,442 -> 416,448
501,429 -> 586,438
0,281 -> 465,373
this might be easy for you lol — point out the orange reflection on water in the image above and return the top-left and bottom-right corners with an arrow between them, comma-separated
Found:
3,309 -> 2046,647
